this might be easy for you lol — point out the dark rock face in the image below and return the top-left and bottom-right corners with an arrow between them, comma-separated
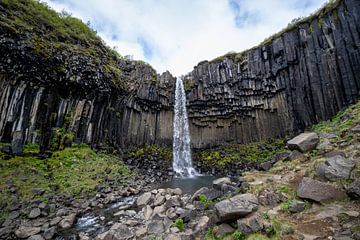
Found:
1,0 -> 360,150
184,0 -> 360,148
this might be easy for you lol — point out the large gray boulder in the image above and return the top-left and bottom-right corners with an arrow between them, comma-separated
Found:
316,155 -> 355,181
15,226 -> 41,239
347,178 -> 360,199
215,193 -> 258,222
287,132 -> 319,153
297,177 -> 346,203
136,192 -> 152,207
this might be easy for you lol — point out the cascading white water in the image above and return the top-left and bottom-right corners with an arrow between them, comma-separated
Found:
173,78 -> 198,177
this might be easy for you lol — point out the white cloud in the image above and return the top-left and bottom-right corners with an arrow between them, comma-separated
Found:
43,0 -> 327,76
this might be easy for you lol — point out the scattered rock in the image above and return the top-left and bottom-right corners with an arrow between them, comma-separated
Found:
98,223 -> 134,240
297,177 -> 346,203
259,161 -> 273,171
288,200 -> 306,213
31,188 -> 45,196
191,187 -> 222,201
136,192 -> 152,207
347,178 -> 360,199
286,150 -> 308,162
43,227 -> 56,240
50,216 -> 62,226
316,155 -> 354,181
213,177 -> 231,190
28,235 -> 45,240
213,223 -> 235,238
237,213 -> 263,234
29,208 -> 41,219
59,214 -> 77,229
154,195 -> 166,206
215,193 -> 259,222
287,132 -> 319,153
143,205 -> 153,220
15,226 -> 41,239
147,220 -> 164,235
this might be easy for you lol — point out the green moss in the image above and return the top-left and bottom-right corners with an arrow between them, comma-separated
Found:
127,145 -> 172,161
0,144 -> 131,216
172,218 -> 185,232
197,139 -> 286,169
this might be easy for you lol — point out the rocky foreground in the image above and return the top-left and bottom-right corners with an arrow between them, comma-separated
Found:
1,107 -> 360,239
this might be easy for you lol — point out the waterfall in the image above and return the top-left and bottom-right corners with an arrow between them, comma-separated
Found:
173,78 -> 198,177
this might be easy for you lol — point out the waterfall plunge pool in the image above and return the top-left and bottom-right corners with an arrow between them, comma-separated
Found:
160,175 -> 217,194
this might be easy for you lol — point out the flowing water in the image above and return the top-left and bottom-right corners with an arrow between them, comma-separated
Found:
173,78 -> 198,177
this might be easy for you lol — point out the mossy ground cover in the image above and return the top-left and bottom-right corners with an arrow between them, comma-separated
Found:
196,139 -> 286,169
0,144 -> 131,219
126,145 -> 172,161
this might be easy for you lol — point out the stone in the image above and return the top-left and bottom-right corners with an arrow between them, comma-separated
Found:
351,124 -> 360,134
31,188 -> 45,196
99,224 -> 134,240
15,226 -> 41,238
59,214 -> 77,229
213,177 -> 231,190
165,196 -> 181,208
43,227 -> 56,240
195,216 -> 210,232
136,192 -> 152,207
28,235 -> 45,240
287,132 -> 319,153
50,216 -> 62,226
237,213 -> 263,234
288,200 -> 305,213
29,208 -> 41,219
213,223 -> 235,238
135,226 -> 147,237
154,195 -> 166,206
11,130 -> 23,155
56,208 -> 68,217
286,150 -> 308,162
147,220 -> 164,235
316,155 -> 354,181
143,205 -> 153,220
191,187 -> 222,201
172,188 -> 182,195
347,178 -> 360,199
214,193 -> 259,222
297,177 -> 346,203
259,161 -> 272,171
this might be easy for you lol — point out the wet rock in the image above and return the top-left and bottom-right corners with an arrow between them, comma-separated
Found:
297,177 -> 346,203
15,226 -> 41,238
287,132 -> 319,153
237,213 -> 263,234
215,193 -> 258,222
347,178 -> 360,199
213,177 -> 231,190
136,192 -> 152,207
316,155 -> 354,181
59,213 -> 77,229
29,208 -> 41,219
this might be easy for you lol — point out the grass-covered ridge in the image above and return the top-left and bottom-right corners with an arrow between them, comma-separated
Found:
0,143 -> 131,219
0,0 -> 156,90
210,0 -> 342,64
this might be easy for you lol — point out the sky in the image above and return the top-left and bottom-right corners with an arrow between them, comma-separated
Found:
43,0 -> 328,76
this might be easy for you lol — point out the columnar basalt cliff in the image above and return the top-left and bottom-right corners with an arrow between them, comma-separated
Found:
185,0 -> 360,148
0,0 -> 359,152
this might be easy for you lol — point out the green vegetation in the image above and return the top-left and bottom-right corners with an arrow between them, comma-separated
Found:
126,145 -> 172,161
172,218 -> 185,232
197,139 -> 286,169
199,194 -> 214,208
312,100 -> 360,138
0,143 -> 131,217
0,0 -> 155,90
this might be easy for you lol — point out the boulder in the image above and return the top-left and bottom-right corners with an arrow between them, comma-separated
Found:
213,177 -> 231,190
347,178 -> 360,199
28,235 -> 45,240
191,187 -> 222,201
97,223 -> 134,240
59,214 -> 77,229
288,200 -> 306,213
43,227 -> 56,240
215,193 -> 259,222
136,192 -> 152,207
147,220 -> 164,235
297,177 -> 346,203
316,155 -> 354,181
286,150 -> 308,162
15,226 -> 41,238
287,132 -> 319,153
29,208 -> 41,219
11,130 -> 23,155
213,223 -> 235,238
143,205 -> 153,220
237,213 -> 263,234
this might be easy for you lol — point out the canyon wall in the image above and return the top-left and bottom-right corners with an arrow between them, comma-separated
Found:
0,0 -> 360,151
185,0 -> 360,148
